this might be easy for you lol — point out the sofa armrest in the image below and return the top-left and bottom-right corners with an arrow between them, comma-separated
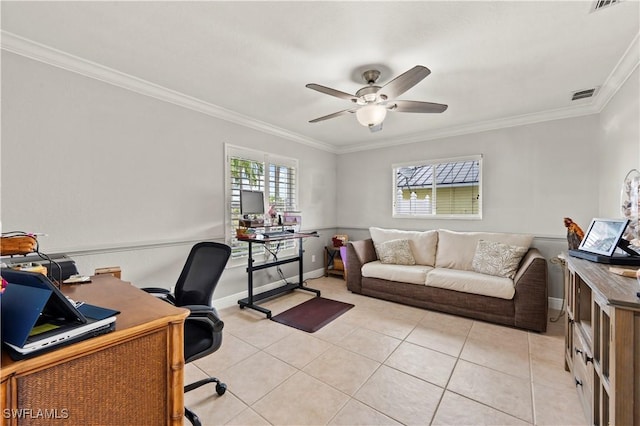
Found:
346,239 -> 378,294
513,248 -> 548,332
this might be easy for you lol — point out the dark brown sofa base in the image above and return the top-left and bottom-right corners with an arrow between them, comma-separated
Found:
346,239 -> 548,332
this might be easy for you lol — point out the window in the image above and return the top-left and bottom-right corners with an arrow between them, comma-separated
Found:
393,155 -> 482,218
226,145 -> 298,259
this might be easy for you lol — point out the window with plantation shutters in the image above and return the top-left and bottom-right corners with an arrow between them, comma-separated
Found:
226,145 -> 298,259
393,155 -> 482,219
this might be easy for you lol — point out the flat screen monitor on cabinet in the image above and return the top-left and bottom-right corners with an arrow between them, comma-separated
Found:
240,190 -> 265,218
578,218 -> 629,257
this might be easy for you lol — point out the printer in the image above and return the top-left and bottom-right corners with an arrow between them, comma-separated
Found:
1,252 -> 78,282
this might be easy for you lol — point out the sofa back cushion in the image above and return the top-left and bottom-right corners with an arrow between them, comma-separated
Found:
471,240 -> 529,279
435,229 -> 534,271
375,239 -> 416,265
369,227 -> 438,266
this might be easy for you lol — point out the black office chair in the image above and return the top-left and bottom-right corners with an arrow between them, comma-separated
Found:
143,241 -> 232,426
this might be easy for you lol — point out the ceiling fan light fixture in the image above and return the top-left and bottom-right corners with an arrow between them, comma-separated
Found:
356,104 -> 387,127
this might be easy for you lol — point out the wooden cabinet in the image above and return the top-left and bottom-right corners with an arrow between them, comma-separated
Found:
324,246 -> 345,279
565,256 -> 640,425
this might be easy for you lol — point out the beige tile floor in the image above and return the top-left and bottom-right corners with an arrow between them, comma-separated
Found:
184,277 -> 587,426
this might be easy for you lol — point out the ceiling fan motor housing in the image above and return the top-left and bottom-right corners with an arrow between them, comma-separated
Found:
355,86 -> 383,104
362,69 -> 381,85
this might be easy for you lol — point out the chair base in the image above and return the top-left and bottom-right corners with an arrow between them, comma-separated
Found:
185,407 -> 201,426
185,377 -> 227,395
184,377 -> 227,426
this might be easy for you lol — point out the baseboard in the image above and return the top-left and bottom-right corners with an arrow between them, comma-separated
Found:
213,268 -> 326,310
214,279 -> 567,314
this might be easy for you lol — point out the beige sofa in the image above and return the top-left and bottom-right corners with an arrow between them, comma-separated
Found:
346,227 -> 548,332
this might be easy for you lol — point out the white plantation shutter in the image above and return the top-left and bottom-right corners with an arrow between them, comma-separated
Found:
226,145 -> 298,259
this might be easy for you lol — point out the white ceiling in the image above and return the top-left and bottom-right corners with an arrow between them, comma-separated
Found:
2,1 -> 639,153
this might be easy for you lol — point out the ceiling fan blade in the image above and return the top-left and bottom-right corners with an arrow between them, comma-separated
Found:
309,107 -> 358,123
305,84 -> 358,102
388,100 -> 448,113
379,66 -> 431,100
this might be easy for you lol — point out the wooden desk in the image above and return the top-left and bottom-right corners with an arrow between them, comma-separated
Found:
237,232 -> 320,318
0,275 -> 189,426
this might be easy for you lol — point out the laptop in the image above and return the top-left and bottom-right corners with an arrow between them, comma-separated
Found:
568,218 -> 640,265
1,268 -> 119,360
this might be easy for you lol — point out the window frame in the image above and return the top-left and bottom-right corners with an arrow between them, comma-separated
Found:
392,154 -> 483,220
225,144 -> 299,262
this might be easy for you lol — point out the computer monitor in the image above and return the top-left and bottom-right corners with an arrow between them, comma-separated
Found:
240,190 -> 265,216
578,218 -> 629,257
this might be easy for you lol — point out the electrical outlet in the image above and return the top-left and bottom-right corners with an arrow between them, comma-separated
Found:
311,254 -> 316,262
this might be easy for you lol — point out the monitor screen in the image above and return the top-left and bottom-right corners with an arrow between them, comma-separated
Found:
240,190 -> 265,215
578,218 -> 629,257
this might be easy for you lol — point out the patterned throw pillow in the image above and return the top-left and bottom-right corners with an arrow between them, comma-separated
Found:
374,239 -> 416,265
472,240 -> 528,279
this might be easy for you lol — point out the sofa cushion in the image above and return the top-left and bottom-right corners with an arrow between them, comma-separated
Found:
369,227 -> 438,266
435,230 -> 533,271
472,240 -> 528,279
362,261 -> 433,285
375,239 -> 416,265
426,268 -> 515,299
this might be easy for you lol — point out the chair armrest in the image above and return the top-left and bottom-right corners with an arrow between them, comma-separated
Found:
513,248 -> 548,332
142,287 -> 176,304
346,239 -> 377,294
184,305 -> 224,333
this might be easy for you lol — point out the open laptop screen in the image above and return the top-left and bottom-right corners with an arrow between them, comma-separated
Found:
578,218 -> 629,257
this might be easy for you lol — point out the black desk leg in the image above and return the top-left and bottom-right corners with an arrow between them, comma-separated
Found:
238,236 -> 320,318
297,238 -> 320,297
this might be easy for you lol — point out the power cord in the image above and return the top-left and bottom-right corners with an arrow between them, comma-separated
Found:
264,241 -> 290,285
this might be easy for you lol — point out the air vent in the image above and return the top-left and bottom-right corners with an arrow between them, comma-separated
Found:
593,0 -> 621,12
571,87 -> 599,101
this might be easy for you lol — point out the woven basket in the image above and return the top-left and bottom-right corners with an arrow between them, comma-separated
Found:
1,235 -> 37,255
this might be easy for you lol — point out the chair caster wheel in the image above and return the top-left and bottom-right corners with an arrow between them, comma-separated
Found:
216,382 -> 227,396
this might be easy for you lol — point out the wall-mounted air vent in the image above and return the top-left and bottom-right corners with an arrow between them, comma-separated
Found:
592,0 -> 621,12
571,87 -> 599,101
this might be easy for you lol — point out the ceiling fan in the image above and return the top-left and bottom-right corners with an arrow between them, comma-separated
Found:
306,65 -> 448,133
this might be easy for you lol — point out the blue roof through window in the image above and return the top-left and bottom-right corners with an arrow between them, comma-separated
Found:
398,160 -> 479,188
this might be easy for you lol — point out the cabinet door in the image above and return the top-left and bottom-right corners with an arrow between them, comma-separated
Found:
567,268 -> 576,319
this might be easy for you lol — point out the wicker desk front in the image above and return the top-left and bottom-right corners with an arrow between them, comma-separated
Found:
0,275 -> 189,426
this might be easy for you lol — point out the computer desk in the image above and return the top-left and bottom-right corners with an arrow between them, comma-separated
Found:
0,275 -> 189,426
237,232 -> 320,318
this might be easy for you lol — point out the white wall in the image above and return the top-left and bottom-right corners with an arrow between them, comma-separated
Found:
336,114 -> 604,300
598,67 -> 640,218
337,115 -> 600,235
1,51 -> 337,299
3,48 -> 638,306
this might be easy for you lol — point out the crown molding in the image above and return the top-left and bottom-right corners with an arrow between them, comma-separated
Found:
0,31 -> 338,154
2,30 -> 637,156
339,32 -> 640,154
593,32 -> 640,111
337,104 -> 600,154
